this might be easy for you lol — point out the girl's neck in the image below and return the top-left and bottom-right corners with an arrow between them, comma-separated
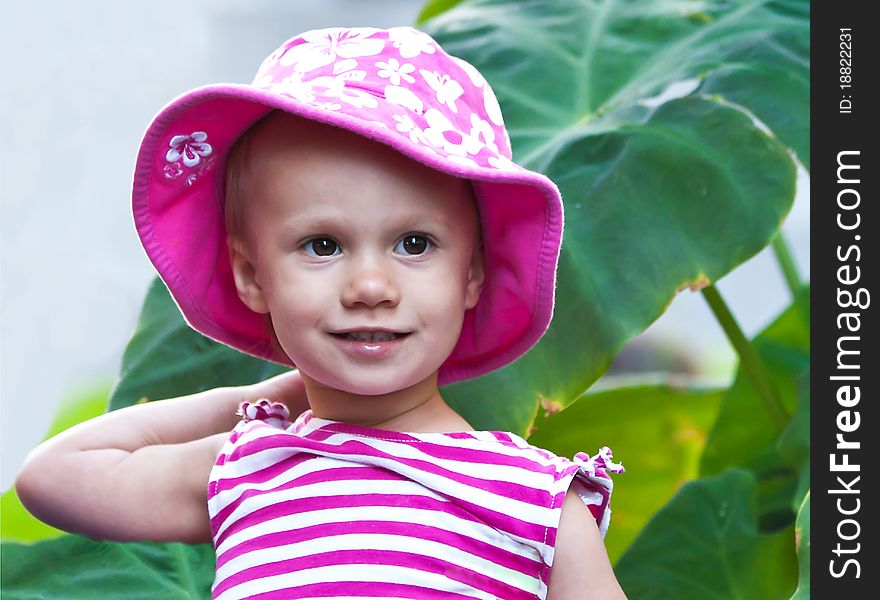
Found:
299,371 -> 473,433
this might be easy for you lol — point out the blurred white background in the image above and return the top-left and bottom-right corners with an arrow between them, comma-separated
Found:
0,0 -> 809,491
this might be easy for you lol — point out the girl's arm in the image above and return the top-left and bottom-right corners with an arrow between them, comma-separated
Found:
546,486 -> 629,599
21,369 -> 307,456
26,386 -> 249,457
14,369 -> 308,544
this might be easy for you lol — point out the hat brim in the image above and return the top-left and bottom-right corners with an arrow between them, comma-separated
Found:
132,84 -> 563,386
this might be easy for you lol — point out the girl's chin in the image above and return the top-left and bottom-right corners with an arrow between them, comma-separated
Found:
301,369 -> 439,396
333,378 -> 426,396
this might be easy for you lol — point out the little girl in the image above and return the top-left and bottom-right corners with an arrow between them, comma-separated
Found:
16,26 -> 626,600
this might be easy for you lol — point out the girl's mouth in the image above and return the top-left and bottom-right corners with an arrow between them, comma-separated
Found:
331,331 -> 412,342
329,331 -> 413,359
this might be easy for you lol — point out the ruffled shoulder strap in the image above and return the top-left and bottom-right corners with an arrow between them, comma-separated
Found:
535,444 -> 624,549
564,446 -> 624,538
236,398 -> 292,430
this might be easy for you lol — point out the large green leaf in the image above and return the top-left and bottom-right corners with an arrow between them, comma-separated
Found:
423,0 -> 803,432
790,492 -> 810,600
526,379 -> 724,562
615,469 -> 797,599
109,278 -> 287,411
0,536 -> 214,599
700,287 -> 809,526
421,0 -> 809,168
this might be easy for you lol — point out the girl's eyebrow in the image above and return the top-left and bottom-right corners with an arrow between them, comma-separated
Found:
284,213 -> 453,233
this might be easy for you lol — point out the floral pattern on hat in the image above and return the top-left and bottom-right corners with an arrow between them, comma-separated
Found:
164,28 -> 519,186
384,84 -> 424,115
279,27 -> 384,73
246,27 -> 513,168
375,57 -> 416,86
388,27 -> 437,58
419,69 -> 465,113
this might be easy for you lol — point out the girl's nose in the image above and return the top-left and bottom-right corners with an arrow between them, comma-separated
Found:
341,263 -> 401,309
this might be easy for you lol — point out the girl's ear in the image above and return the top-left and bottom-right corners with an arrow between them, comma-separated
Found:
228,235 -> 270,314
464,241 -> 486,310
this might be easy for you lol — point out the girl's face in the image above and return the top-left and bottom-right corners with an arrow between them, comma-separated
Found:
229,113 -> 485,397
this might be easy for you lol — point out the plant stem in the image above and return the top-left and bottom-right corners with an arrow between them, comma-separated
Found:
701,284 -> 789,431
772,232 -> 810,331
772,232 -> 801,297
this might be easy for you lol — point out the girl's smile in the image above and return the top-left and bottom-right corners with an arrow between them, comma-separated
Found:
329,329 -> 413,359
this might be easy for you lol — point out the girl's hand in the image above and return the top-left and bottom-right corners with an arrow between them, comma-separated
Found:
244,369 -> 309,415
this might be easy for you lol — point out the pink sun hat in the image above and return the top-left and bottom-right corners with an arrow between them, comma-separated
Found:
131,26 -> 564,386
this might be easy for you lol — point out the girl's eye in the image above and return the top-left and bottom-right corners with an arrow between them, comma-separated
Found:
303,237 -> 340,257
302,234 -> 433,258
395,234 -> 433,256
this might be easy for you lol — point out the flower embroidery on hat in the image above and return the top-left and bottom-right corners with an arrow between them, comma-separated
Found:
166,132 -> 212,168
163,131 -> 215,184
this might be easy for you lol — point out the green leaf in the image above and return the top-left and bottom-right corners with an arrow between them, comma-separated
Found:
421,0 -> 808,167
526,379 -> 724,562
422,0 -> 802,433
0,536 -> 214,599
615,469 -> 797,600
700,287 -> 809,526
416,0 -> 466,23
698,9 -> 810,169
0,488 -> 65,545
790,492 -> 810,600
45,380 -> 113,439
109,278 -> 287,411
777,373 -> 810,512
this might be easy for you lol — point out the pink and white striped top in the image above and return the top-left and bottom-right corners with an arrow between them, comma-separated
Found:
207,399 -> 624,600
